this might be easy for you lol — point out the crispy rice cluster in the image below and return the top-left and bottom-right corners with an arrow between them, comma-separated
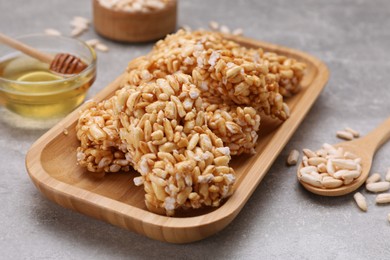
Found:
76,30 -> 306,215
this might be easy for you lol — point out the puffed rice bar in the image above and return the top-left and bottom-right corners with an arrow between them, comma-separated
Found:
114,72 -> 236,215
76,99 -> 132,173
121,66 -> 261,155
124,30 -> 305,121
151,30 -> 306,98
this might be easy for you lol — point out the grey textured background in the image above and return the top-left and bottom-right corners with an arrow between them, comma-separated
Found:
1,0 -> 390,259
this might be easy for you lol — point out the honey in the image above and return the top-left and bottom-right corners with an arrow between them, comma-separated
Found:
0,54 -> 95,118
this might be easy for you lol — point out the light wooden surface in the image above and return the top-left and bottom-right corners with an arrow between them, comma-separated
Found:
25,35 -> 329,243
298,116 -> 390,196
93,0 -> 177,42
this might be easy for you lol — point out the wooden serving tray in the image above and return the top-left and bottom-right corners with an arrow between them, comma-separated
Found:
26,36 -> 329,244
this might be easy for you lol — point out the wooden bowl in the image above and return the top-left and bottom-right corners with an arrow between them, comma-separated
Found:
92,0 -> 177,42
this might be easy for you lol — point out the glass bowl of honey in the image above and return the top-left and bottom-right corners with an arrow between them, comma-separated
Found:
0,34 -> 96,119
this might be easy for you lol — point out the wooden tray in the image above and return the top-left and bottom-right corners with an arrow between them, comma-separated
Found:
26,35 -> 329,244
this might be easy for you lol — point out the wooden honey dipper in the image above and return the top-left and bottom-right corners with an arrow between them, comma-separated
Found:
0,32 -> 87,75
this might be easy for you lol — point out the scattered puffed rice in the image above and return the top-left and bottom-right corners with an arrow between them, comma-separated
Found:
44,28 -> 61,36
63,128 -> 69,136
181,24 -> 191,32
286,149 -> 299,166
353,192 -> 367,212
85,39 -> 109,52
345,127 -> 360,138
376,193 -> 390,204
73,16 -> 90,25
232,28 -> 243,36
70,16 -> 90,38
208,21 -> 219,31
366,182 -> 390,193
70,20 -> 88,30
71,27 -> 86,37
96,43 -> 109,52
366,173 -> 381,184
336,130 -> 354,141
85,39 -> 100,48
386,168 -> 390,182
220,25 -> 230,34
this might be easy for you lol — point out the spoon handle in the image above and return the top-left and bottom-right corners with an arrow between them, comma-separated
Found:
359,117 -> 390,152
0,32 -> 53,64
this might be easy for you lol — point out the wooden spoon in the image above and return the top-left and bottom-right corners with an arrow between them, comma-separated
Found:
298,117 -> 390,196
0,32 -> 87,75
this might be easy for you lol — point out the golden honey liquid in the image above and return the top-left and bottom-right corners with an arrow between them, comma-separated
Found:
0,54 -> 94,118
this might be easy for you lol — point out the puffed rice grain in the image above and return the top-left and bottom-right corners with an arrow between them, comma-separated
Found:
366,173 -> 381,184
345,127 -> 360,138
336,130 -> 354,141
386,168 -> 390,182
44,28 -> 61,36
366,182 -> 390,193
376,193 -> 390,204
287,149 -> 299,166
353,192 -> 367,212
299,143 -> 362,189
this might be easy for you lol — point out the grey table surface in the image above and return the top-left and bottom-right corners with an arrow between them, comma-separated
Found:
1,0 -> 390,259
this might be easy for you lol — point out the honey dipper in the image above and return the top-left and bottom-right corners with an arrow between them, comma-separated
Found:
0,32 -> 87,75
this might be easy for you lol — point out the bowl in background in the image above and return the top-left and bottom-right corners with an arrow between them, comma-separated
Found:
93,0 -> 177,42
